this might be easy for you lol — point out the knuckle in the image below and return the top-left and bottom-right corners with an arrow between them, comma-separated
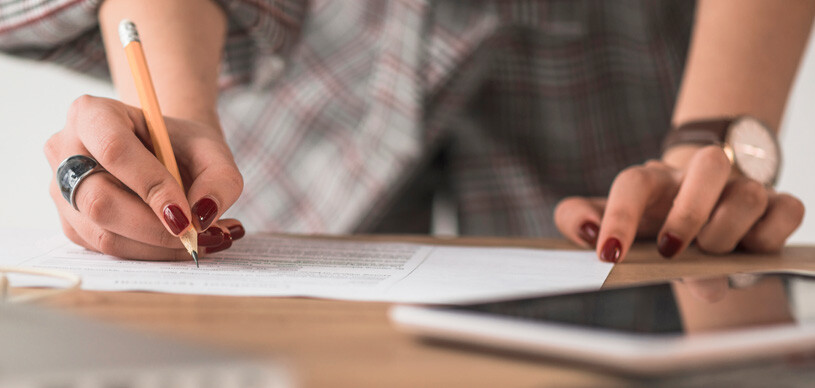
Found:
43,132 -> 61,160
604,208 -> 637,227
555,196 -> 581,214
696,237 -> 734,255
173,249 -> 191,261
61,224 -> 84,247
49,181 -> 62,202
68,95 -> 112,127
697,146 -> 731,172
95,133 -> 128,166
744,234 -> 784,253
735,180 -> 769,210
672,207 -> 708,229
142,176 -> 172,209
617,166 -> 652,188
227,167 -> 244,193
208,164 -> 244,194
94,229 -> 118,255
82,189 -> 113,224
157,228 -> 177,248
778,195 -> 806,225
643,159 -> 665,170
554,198 -> 578,229
193,164 -> 244,206
68,95 -> 97,117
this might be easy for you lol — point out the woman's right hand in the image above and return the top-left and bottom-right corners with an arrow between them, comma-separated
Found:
44,95 -> 245,260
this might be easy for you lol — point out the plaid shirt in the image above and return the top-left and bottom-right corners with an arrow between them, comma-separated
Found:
0,0 -> 695,237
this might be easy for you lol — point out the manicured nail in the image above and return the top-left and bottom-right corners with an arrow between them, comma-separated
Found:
227,224 -> 245,240
578,222 -> 599,246
191,197 -> 218,231
600,238 -> 622,263
163,204 -> 189,235
205,232 -> 233,254
658,232 -> 683,259
198,227 -> 225,247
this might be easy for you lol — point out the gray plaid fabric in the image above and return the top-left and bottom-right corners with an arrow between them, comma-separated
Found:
0,0 -> 695,237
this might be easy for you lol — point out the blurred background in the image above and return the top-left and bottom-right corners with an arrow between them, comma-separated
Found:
2,27 -> 815,243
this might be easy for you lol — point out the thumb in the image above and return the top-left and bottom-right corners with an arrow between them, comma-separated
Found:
554,196 -> 606,249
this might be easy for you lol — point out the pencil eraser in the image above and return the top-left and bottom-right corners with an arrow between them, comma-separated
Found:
118,19 -> 140,47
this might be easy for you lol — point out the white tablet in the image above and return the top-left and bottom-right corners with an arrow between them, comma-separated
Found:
390,271 -> 815,375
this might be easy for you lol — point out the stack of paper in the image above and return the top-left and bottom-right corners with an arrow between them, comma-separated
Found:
3,233 -> 612,304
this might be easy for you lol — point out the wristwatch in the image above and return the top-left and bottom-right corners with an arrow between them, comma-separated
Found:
662,116 -> 781,186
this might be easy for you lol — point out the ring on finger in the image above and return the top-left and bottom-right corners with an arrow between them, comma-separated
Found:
56,155 -> 107,211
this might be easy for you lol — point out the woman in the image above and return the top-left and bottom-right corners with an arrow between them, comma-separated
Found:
0,0 -> 810,262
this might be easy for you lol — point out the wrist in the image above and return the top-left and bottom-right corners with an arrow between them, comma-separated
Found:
662,116 -> 781,186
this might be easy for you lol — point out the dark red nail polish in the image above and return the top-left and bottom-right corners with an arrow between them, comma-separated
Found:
163,204 -> 189,235
600,238 -> 622,263
658,233 -> 683,259
578,222 -> 599,246
227,224 -> 245,240
198,227 -> 225,247
191,197 -> 218,231
205,233 -> 233,254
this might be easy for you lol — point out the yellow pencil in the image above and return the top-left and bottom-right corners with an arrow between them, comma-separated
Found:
118,19 -> 199,267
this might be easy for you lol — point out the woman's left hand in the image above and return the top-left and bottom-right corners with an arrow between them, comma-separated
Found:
554,145 -> 805,263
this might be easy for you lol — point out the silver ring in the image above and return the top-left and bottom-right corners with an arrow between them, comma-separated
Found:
56,155 -> 106,211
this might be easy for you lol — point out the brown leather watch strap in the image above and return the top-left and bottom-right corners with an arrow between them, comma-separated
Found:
661,118 -> 734,153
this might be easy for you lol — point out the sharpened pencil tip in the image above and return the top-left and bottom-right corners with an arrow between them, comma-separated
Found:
192,250 -> 199,268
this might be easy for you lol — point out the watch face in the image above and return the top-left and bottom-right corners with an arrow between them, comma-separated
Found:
726,117 -> 780,186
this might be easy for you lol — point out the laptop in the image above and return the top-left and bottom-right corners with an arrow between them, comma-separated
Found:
0,302 -> 290,387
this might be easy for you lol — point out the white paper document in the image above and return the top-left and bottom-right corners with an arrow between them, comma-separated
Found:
6,234 -> 613,304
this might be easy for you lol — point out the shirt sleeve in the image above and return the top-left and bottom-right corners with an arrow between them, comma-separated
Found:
0,0 -> 307,86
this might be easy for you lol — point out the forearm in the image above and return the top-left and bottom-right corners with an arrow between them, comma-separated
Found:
98,0 -> 226,128
672,0 -> 815,131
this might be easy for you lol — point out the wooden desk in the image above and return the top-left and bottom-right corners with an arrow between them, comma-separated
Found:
39,236 -> 815,387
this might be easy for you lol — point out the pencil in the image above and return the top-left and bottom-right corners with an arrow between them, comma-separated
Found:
118,19 -> 199,267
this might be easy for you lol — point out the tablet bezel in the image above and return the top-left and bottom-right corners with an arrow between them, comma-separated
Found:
389,270 -> 815,375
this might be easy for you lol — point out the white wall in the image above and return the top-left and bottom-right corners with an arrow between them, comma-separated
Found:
0,58 -> 115,232
1,29 -> 814,243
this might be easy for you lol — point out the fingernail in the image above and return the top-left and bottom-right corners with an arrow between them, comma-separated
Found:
227,224 -> 245,240
191,197 -> 218,231
205,232 -> 233,254
578,222 -> 599,246
600,238 -> 622,263
163,204 -> 190,235
658,232 -> 683,259
197,227 -> 225,247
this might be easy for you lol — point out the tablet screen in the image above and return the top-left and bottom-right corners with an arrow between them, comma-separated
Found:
451,273 -> 815,335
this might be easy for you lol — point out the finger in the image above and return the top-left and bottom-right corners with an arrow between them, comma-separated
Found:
57,197 -> 190,260
598,163 -> 675,263
216,218 -> 246,241
695,179 -> 768,254
658,146 -> 731,259
69,96 -> 193,237
203,222 -> 233,255
44,130 -> 66,169
79,226 -> 191,261
681,277 -> 730,303
69,172 -> 184,249
741,193 -> 805,253
172,123 -> 243,231
49,174 -> 224,258
59,214 -> 91,250
47,129 -> 186,249
555,197 -> 604,248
